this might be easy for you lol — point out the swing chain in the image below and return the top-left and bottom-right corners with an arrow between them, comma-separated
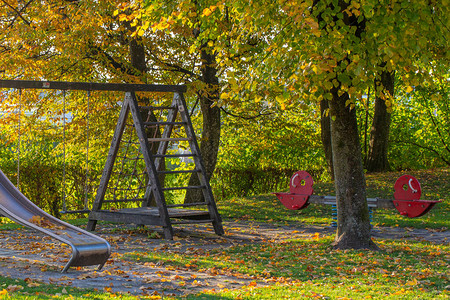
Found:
84,90 -> 90,210
62,90 -> 67,212
17,89 -> 22,190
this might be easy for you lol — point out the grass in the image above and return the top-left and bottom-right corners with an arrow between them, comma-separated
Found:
0,277 -> 112,299
123,235 -> 449,299
0,169 -> 448,299
1,235 -> 448,299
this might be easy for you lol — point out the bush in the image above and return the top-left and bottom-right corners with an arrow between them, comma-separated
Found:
0,134 -> 102,218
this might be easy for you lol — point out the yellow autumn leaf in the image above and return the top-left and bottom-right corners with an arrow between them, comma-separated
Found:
406,86 -> 414,93
203,5 -> 217,16
311,65 -> 319,74
406,278 -> 418,286
137,28 -> 145,36
141,21 -> 150,31
118,14 -> 127,22
202,8 -> 212,16
208,40 -> 214,47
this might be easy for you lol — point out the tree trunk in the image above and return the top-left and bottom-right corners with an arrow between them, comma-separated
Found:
329,91 -> 378,250
310,0 -> 378,250
320,100 -> 334,180
129,38 -> 165,207
184,48 -> 221,204
366,70 -> 395,172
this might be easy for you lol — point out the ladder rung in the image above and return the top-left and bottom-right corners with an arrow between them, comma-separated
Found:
167,202 -> 209,208
144,122 -> 186,126
153,153 -> 195,158
158,169 -> 200,174
162,185 -> 205,191
139,106 -> 176,110
171,219 -> 214,225
148,137 -> 191,142
103,198 -> 145,203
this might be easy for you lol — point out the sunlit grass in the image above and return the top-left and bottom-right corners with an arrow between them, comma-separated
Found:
123,235 -> 449,300
0,277 -> 127,299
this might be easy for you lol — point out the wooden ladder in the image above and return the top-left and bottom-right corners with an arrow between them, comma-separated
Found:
87,91 -> 224,239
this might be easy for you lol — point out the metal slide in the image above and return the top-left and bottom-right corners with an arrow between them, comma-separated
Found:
0,169 -> 111,272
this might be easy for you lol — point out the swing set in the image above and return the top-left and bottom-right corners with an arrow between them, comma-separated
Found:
0,79 -> 223,271
9,83 -> 94,215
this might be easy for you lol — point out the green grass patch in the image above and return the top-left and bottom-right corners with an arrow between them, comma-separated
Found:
218,194 -> 332,226
125,235 -> 449,300
0,218 -> 23,230
0,277 -> 121,299
186,282 -> 448,300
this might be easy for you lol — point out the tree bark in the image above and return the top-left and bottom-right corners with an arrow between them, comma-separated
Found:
329,91 -> 378,250
129,37 -> 165,207
366,70 -> 395,172
129,38 -> 146,76
184,48 -> 221,204
320,100 -> 334,180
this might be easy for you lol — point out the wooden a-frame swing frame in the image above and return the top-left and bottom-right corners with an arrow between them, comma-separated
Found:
0,80 -> 224,240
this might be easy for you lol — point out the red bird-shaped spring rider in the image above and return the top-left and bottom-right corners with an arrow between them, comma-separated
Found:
393,174 -> 442,218
273,171 -> 314,210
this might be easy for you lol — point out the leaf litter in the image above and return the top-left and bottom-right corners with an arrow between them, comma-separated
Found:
0,220 -> 447,298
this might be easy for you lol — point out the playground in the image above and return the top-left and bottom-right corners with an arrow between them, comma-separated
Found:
0,80 -> 447,299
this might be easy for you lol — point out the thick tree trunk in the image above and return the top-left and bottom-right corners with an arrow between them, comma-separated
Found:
320,100 -> 334,180
184,49 -> 221,204
310,0 -> 378,250
329,91 -> 378,250
366,70 -> 395,172
130,39 -> 146,76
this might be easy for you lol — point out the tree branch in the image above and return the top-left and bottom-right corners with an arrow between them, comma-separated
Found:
393,139 -> 450,166
86,44 -> 136,78
418,88 -> 450,155
427,109 -> 450,155
145,48 -> 200,80
220,107 -> 273,120
2,0 -> 34,28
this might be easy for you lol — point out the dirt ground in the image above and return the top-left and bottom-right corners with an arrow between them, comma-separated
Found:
0,220 -> 448,297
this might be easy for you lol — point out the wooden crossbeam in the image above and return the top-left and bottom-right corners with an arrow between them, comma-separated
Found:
0,79 -> 186,92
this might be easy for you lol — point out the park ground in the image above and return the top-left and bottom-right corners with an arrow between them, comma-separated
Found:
0,169 -> 448,299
